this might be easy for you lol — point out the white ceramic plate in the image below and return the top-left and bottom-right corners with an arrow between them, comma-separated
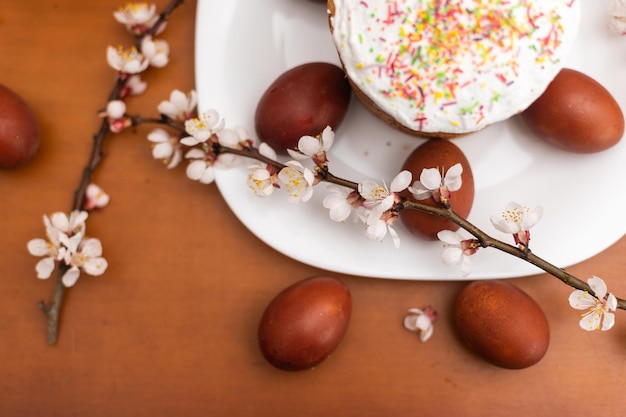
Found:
194,0 -> 626,280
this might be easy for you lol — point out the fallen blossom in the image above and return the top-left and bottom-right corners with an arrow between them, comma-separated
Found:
403,306 -> 437,342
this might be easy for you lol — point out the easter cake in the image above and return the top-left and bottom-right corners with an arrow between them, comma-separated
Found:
327,0 -> 581,138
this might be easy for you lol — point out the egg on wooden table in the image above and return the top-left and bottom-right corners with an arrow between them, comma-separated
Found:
258,276 -> 352,371
0,84 -> 40,169
254,62 -> 352,153
399,138 -> 474,240
520,68 -> 624,153
454,280 -> 550,369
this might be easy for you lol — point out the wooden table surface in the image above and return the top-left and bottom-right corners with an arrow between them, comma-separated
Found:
1,1 -> 625,416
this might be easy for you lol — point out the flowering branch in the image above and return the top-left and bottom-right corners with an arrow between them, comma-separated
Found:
147,119 -> 623,315
134,106 -> 623,314
30,1 -> 185,346
219,142 -> 626,312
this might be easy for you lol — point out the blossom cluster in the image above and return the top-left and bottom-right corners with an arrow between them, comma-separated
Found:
27,211 -> 107,287
101,3 -> 170,132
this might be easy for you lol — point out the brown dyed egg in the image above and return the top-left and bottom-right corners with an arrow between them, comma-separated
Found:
258,276 -> 352,371
399,139 -> 474,240
454,280 -> 550,369
255,62 -> 351,153
0,84 -> 40,168
521,68 -> 624,153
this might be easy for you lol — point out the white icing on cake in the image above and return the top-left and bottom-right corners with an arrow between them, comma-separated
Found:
329,0 -> 581,135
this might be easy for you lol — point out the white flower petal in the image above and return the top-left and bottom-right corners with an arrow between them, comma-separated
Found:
437,230 -> 461,245
258,142 -> 277,160
168,90 -> 188,109
186,160 -> 207,181
379,194 -> 395,212
388,225 -> 400,248
443,163 -> 463,191
80,238 -> 103,257
62,267 -> 81,287
607,293 -> 618,311
217,128 -> 239,147
83,257 -> 108,276
286,148 -> 309,160
184,148 -> 205,159
35,257 -> 55,279
441,246 -> 462,266
602,312 -> 616,331
329,205 -> 352,222
522,206 -> 543,230
152,142 -> 174,159
298,135 -> 320,156
419,325 -> 434,342
359,180 -> 382,196
579,311 -> 602,331
68,211 -> 88,231
419,168 -> 442,190
588,276 -> 608,299
27,239 -> 50,256
390,170 -> 412,192
366,219 -> 387,242
147,128 -> 169,143
50,212 -> 70,232
180,136 -> 200,146
404,312 -> 430,332
490,215 -> 517,234
323,195 -> 351,222
408,183 -> 432,200
199,166 -> 216,184
300,186 -> 314,203
167,149 -> 182,169
320,126 -> 334,150
302,167 -> 315,185
460,255 -> 472,277
568,290 -> 597,310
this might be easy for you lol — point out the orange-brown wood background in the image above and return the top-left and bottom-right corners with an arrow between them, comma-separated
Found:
1,1 -> 625,416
